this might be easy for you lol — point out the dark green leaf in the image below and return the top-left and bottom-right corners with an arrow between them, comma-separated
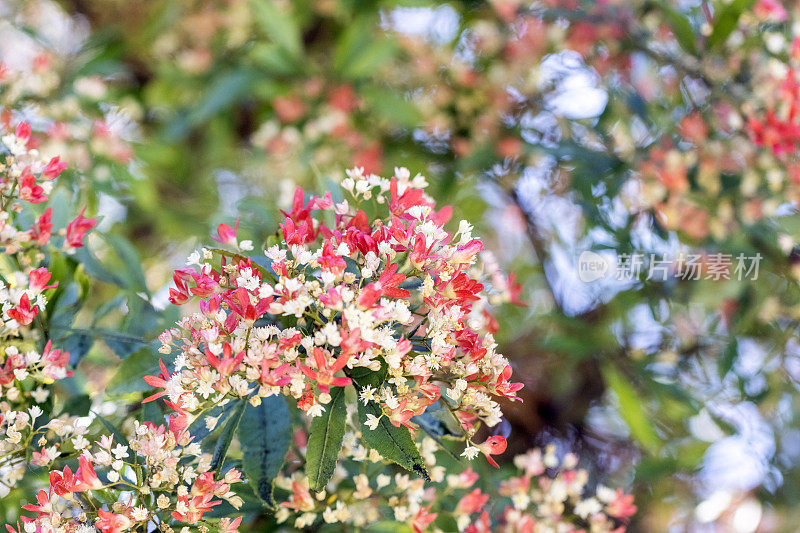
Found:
239,396 -> 291,508
60,394 -> 92,417
356,400 -> 429,480
306,387 -> 347,492
210,400 -> 247,478
107,348 -> 161,395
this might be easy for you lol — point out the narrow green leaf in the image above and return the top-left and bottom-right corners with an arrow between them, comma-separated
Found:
718,338 -> 738,377
707,0 -> 757,49
239,396 -> 291,508
209,400 -> 247,478
104,234 -> 148,293
602,363 -> 661,453
306,387 -> 347,492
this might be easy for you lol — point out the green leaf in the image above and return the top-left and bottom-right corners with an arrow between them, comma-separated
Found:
334,16 -> 397,78
104,235 -> 148,293
356,400 -> 429,480
250,0 -> 302,60
602,363 -> 661,454
60,394 -> 92,417
349,367 -> 428,478
653,1 -> 698,55
707,0 -> 757,50
209,400 -> 247,477
306,386 -> 347,492
107,348 -> 161,395
718,338 -> 738,377
367,522 -> 415,533
239,396 -> 291,508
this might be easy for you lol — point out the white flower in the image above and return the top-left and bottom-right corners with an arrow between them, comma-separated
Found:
365,413 -> 380,430
131,506 -> 149,521
359,385 -> 376,405
461,445 -> 480,460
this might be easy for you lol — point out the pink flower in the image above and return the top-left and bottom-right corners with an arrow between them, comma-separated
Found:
15,122 -> 31,143
411,505 -> 438,533
65,207 -> 97,248
43,156 -> 67,179
755,0 -> 787,21
456,488 -> 489,515
96,509 -> 133,533
607,489 -> 637,519
29,267 -> 57,292
213,218 -> 239,247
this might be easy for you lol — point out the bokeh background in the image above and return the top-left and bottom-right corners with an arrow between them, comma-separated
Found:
4,0 -> 800,530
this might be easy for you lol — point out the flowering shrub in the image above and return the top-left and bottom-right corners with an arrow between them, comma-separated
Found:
156,168 -> 522,472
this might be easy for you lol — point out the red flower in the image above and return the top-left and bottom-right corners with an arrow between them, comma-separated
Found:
171,493 -> 221,523
223,287 -> 271,330
494,365 -> 524,399
143,359 -> 172,403
299,347 -> 352,394
49,466 -> 79,497
30,208 -> 52,245
389,177 -> 426,218
22,489 -> 52,519
15,122 -> 31,143
43,156 -> 67,179
18,168 -> 47,203
281,216 -> 316,245
477,436 -> 507,468
358,262 -> 410,308
205,343 -> 245,377
72,455 -> 103,492
169,269 -> 193,305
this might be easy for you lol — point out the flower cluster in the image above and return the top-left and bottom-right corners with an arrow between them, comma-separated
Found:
275,418 -> 634,533
0,117 -> 96,490
0,409 -> 87,498
13,422 -> 243,533
153,167 -> 522,462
